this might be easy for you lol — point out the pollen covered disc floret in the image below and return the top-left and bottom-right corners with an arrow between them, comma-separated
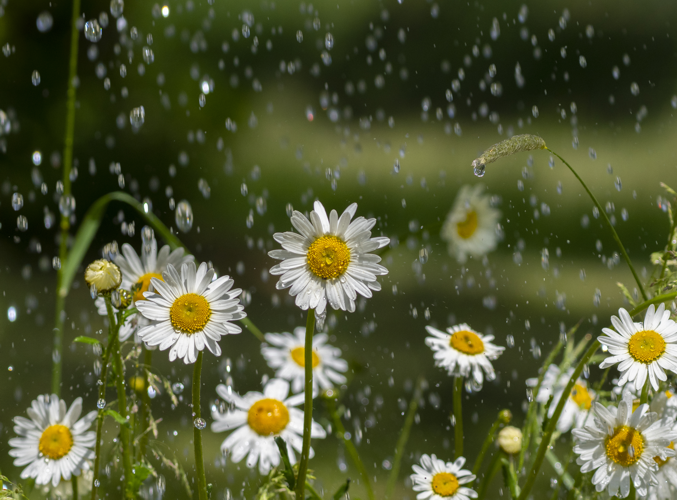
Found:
598,304 -> 677,392
211,378 -> 327,475
261,327 -> 348,393
268,200 -> 390,315
410,453 -> 477,500
8,395 -> 97,487
572,393 -> 677,498
425,323 -> 505,385
136,261 -> 246,364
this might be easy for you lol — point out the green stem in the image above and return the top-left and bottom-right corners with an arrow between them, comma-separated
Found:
477,451 -> 502,500
501,455 -> 520,499
240,317 -> 265,342
295,309 -> 316,499
471,413 -> 504,478
545,450 -> 574,491
385,375 -> 424,499
548,148 -> 648,301
326,398 -> 375,500
72,475 -> 78,500
137,348 -> 153,462
193,351 -> 208,500
305,481 -> 323,500
51,0 -> 82,398
640,378 -> 650,405
453,376 -> 464,458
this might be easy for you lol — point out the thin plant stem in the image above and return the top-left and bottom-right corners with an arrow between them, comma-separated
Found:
295,308 -> 316,499
325,398 -> 375,500
137,348 -> 153,462
471,413 -> 504,478
640,378 -> 650,405
547,148 -> 648,301
71,475 -> 78,500
193,351 -> 208,500
453,376 -> 464,458
501,455 -> 520,499
51,0 -> 82,397
305,481 -> 323,500
240,317 -> 265,342
385,375 -> 425,499
476,451 -> 502,500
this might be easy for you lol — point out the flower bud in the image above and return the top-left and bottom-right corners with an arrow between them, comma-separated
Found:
498,426 -> 523,454
84,259 -> 122,294
498,409 -> 512,424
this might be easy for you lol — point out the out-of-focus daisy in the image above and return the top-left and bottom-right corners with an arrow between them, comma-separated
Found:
95,240 -> 193,341
268,200 -> 389,315
497,426 -> 523,455
211,378 -> 326,474
136,261 -> 246,364
573,393 -> 677,498
8,395 -> 97,487
648,391 -> 677,500
84,259 -> 121,293
425,323 -> 504,384
261,327 -> 348,393
410,454 -> 477,500
526,364 -> 595,433
599,304 -> 677,392
441,184 -> 501,264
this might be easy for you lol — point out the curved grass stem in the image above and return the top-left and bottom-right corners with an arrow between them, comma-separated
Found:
547,148 -> 648,301
453,376 -> 464,458
193,351 -> 208,500
294,308 -> 316,499
137,348 -> 153,461
471,412 -> 504,478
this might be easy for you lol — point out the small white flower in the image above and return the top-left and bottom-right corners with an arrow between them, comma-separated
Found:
261,327 -> 348,393
599,304 -> 677,392
526,364 -> 596,433
441,184 -> 501,264
425,323 -> 504,385
8,395 -> 97,487
410,454 -> 477,500
573,393 -> 677,498
211,378 -> 326,475
268,200 -> 390,315
136,261 -> 246,364
648,390 -> 677,500
84,259 -> 121,293
95,240 -> 193,341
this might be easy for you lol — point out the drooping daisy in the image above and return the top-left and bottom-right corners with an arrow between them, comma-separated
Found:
425,323 -> 504,384
95,239 -> 194,342
211,378 -> 326,474
8,395 -> 97,487
573,393 -> 677,498
268,200 -> 390,315
136,261 -> 246,364
261,327 -> 348,393
410,454 -> 477,500
599,303 -> 677,392
525,364 -> 596,433
441,184 -> 501,264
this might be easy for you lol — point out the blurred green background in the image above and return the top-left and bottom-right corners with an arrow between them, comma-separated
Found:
1,0 -> 677,498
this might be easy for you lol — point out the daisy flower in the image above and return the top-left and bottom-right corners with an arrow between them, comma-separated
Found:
136,261 -> 246,364
261,327 -> 348,393
8,395 -> 97,487
572,393 -> 677,498
410,454 -> 477,500
598,303 -> 677,392
95,239 -> 194,341
268,200 -> 390,315
84,259 -> 121,293
425,323 -> 504,385
441,184 -> 501,264
525,364 -> 595,433
648,391 -> 677,500
211,378 -> 326,474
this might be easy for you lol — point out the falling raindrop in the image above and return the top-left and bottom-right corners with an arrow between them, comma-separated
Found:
418,248 -> 428,264
11,193 -> 23,210
110,0 -> 124,18
17,215 -> 28,232
198,179 -> 211,199
84,20 -> 103,42
97,399 -> 106,409
579,56 -> 587,68
296,30 -> 303,43
325,33 -> 334,50
630,82 -> 640,96
194,417 -> 206,430
36,11 -> 54,32
175,200 -> 193,233
129,106 -> 145,127
31,70 -> 41,86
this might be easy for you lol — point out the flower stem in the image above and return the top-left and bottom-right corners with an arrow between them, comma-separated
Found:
471,412 -> 504,478
476,451 -> 502,500
640,378 -> 650,405
325,398 -> 375,500
385,375 -> 425,499
72,475 -> 78,500
453,376 -> 464,458
137,348 -> 153,462
295,308 -> 316,500
501,455 -> 520,499
193,351 -> 208,500
239,317 -> 265,342
51,0 -> 82,398
547,148 -> 648,301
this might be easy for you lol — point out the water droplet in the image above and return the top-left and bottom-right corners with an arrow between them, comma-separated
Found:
175,200 -> 193,233
7,306 -> 17,322
84,19 -> 102,42
526,387 -> 534,402
630,82 -> 640,96
59,195 -> 76,216
97,398 -> 106,409
325,33 -> 334,50
52,257 -> 61,270
296,30 -> 304,43
17,215 -> 28,232
612,66 -> 620,80
198,178 -> 210,199
94,479 -> 100,487
579,55 -> 587,68
110,0 -> 124,18
32,70 -> 41,86
194,417 -> 206,430
418,248 -> 428,264
472,159 -> 485,177
36,11 -> 54,32
11,193 -> 23,211
129,106 -> 145,127
621,208 -> 629,221
142,46 -> 154,64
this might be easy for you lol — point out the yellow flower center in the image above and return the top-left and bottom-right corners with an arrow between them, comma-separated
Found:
431,472 -> 459,497
290,347 -> 320,368
170,293 -> 211,334
456,210 -> 478,239
39,424 -> 73,460
570,384 -> 593,410
605,426 -> 644,466
247,399 -> 290,436
449,330 -> 485,355
134,272 -> 164,302
654,442 -> 675,467
306,235 -> 351,280
628,330 -> 666,364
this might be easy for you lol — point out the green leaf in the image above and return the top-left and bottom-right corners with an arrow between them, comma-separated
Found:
127,462 -> 154,497
73,336 -> 101,346
541,394 -> 555,432
105,409 -> 130,427
332,479 -> 350,499
274,437 -> 296,490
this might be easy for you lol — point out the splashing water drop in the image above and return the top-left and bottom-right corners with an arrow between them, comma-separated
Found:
175,200 -> 193,233
84,20 -> 102,42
